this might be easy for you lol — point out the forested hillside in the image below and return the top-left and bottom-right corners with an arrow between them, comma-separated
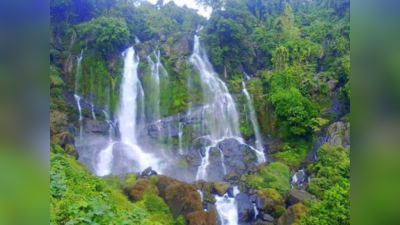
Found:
50,0 -> 350,224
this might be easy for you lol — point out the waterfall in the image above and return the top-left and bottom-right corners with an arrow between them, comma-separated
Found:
242,82 -> 266,163
215,186 -> 240,225
178,121 -> 184,155
118,47 -> 160,172
147,54 -> 161,122
91,104 -> 96,120
191,35 -> 257,181
190,35 -> 241,139
74,52 -> 84,141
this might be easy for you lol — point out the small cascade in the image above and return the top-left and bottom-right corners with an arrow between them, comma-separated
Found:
215,186 -> 240,225
242,81 -> 266,163
103,110 -> 114,141
253,203 -> 259,219
74,52 -> 84,141
74,94 -> 83,141
147,54 -> 161,122
91,104 -> 96,120
178,121 -> 184,155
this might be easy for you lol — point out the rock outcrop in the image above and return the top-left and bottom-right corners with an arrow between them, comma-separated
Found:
277,203 -> 308,225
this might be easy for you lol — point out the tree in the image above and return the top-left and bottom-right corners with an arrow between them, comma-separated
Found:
77,17 -> 130,56
196,0 -> 224,12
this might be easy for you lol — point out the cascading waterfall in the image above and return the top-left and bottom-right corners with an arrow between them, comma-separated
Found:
190,35 -> 244,181
147,54 -> 161,122
215,186 -> 240,225
118,47 -> 160,172
242,81 -> 266,163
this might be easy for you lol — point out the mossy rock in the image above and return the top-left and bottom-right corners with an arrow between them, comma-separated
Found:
50,110 -> 68,135
256,188 -> 284,214
165,182 -> 203,218
156,175 -> 181,199
186,211 -> 217,225
125,178 -> 159,201
277,203 -> 308,225
213,182 -> 230,196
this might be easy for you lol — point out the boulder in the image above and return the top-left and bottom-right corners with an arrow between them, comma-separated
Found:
235,192 -> 255,223
327,122 -> 350,148
259,213 -> 274,222
256,189 -> 284,213
125,178 -> 159,201
155,175 -> 180,199
327,79 -> 339,92
288,189 -> 314,206
83,118 -> 109,134
186,211 -> 217,225
141,167 -> 157,177
165,182 -> 203,218
277,203 -> 308,225
213,182 -> 230,196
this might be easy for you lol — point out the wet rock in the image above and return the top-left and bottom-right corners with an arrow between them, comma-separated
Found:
124,178 -> 159,201
235,192 -> 255,223
83,118 -> 109,134
186,211 -> 217,225
165,182 -> 203,218
327,121 -> 350,148
288,189 -> 314,206
141,167 -> 157,177
213,182 -> 230,196
277,203 -> 308,225
253,222 -> 273,225
259,213 -> 274,222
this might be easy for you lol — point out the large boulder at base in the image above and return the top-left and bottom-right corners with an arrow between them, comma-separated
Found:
213,182 -> 231,196
256,189 -> 284,213
327,121 -> 350,148
259,213 -> 275,222
125,178 -> 159,201
155,175 -> 181,199
288,189 -> 314,206
235,192 -> 255,223
186,211 -> 217,225
165,182 -> 203,218
277,203 -> 308,225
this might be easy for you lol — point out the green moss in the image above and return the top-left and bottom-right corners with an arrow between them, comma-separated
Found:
244,162 -> 290,195
150,175 -> 159,184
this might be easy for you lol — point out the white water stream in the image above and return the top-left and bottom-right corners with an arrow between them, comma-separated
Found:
215,186 -> 240,225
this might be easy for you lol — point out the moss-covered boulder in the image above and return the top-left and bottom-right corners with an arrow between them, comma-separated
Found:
186,211 -> 217,225
213,182 -> 230,196
155,175 -> 181,199
288,189 -> 314,206
277,203 -> 308,225
165,182 -> 203,218
50,110 -> 69,135
256,188 -> 285,216
125,178 -> 159,201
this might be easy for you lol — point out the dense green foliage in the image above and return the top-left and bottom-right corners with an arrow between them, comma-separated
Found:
50,0 -> 350,223
300,144 -> 350,225
244,162 -> 290,195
